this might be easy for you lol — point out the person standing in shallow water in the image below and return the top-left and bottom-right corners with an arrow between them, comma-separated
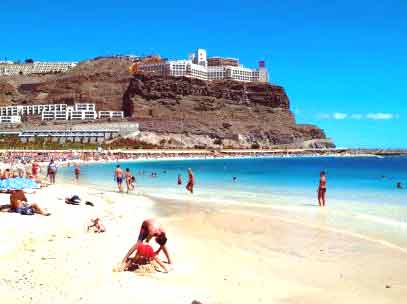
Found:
125,168 -> 133,193
47,159 -> 57,184
318,171 -> 327,207
74,165 -> 80,183
114,165 -> 124,193
186,168 -> 194,194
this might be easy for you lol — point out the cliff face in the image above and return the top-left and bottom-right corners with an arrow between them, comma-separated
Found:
122,74 -> 331,148
123,75 -> 289,116
0,58 -> 333,148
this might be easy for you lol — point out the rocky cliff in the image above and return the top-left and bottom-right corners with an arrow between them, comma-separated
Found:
0,57 -> 334,149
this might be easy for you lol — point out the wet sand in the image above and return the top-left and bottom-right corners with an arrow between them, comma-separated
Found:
0,184 -> 406,303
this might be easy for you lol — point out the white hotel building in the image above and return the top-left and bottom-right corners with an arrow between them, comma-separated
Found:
0,103 -> 124,124
0,61 -> 77,76
0,115 -> 21,124
139,49 -> 269,83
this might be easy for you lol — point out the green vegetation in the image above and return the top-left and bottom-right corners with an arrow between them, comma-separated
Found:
103,138 -> 159,149
0,135 -> 159,150
0,135 -> 99,150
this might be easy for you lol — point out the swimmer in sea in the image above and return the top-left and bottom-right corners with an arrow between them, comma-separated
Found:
317,171 -> 327,207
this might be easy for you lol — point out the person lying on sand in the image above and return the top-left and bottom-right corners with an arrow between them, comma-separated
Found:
121,242 -> 169,273
87,217 -> 106,233
135,219 -> 172,264
10,190 -> 50,216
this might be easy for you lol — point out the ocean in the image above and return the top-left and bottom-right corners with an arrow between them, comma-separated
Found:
59,156 -> 407,248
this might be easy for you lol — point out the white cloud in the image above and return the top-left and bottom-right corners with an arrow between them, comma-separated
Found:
316,112 -> 399,121
333,112 -> 348,120
317,113 -> 331,119
350,114 -> 363,120
366,113 -> 396,120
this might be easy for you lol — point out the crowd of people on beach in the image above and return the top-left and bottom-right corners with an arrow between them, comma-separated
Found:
0,157 -> 60,216
1,149 -> 405,275
0,149 -> 365,166
0,154 -> 174,273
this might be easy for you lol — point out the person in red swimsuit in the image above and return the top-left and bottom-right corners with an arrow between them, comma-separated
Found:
135,219 -> 171,263
186,168 -> 194,194
317,171 -> 327,207
121,240 -> 169,273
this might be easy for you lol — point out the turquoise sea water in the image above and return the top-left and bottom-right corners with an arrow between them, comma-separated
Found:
59,156 -> 407,248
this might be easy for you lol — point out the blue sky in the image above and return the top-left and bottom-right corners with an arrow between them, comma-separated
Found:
2,0 -> 406,148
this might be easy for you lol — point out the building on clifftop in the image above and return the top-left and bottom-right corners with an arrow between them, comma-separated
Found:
138,48 -> 269,83
0,61 -> 77,76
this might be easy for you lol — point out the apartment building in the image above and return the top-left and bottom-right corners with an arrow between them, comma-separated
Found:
41,106 -> 98,121
16,129 -> 122,144
223,66 -> 259,82
74,103 -> 95,111
0,102 -> 123,123
98,111 -> 124,119
0,104 -> 67,117
0,61 -> 77,76
0,115 -> 21,124
41,111 -> 70,121
138,48 -> 269,83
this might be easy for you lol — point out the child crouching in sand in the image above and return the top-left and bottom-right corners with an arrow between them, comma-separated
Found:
120,243 -> 169,273
87,218 -> 105,233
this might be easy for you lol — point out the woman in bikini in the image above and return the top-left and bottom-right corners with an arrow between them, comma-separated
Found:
186,168 -> 194,194
125,168 -> 133,193
317,171 -> 327,207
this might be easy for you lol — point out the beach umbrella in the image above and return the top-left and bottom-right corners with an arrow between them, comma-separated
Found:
0,177 -> 40,190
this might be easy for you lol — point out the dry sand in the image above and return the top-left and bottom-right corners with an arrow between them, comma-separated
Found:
0,183 -> 406,304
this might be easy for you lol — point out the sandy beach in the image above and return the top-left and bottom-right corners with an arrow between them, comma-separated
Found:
1,180 -> 406,304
